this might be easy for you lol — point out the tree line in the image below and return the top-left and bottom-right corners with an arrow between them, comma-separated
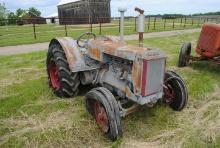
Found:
150,12 -> 220,19
193,12 -> 220,16
0,2 -> 41,25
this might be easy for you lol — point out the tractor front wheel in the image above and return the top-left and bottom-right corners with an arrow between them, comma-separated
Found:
46,44 -> 80,98
178,42 -> 191,67
85,87 -> 122,141
163,71 -> 188,111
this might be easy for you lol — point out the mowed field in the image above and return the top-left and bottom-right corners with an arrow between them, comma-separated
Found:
1,32 -> 220,147
0,18 -> 201,47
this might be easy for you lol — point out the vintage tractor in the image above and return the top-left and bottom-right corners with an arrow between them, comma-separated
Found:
46,8 -> 188,141
46,33 -> 188,140
178,23 -> 220,67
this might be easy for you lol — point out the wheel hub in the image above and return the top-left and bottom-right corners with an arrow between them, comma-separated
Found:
164,84 -> 175,104
48,60 -> 60,89
93,101 -> 109,133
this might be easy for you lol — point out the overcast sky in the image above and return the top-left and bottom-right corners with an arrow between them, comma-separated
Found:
1,0 -> 220,17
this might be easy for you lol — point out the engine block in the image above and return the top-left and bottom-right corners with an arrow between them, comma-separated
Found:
78,38 -> 167,105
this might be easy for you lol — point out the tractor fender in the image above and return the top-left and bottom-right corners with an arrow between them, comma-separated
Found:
49,37 -> 86,72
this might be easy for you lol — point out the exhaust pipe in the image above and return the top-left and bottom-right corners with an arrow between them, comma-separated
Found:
118,7 -> 127,42
135,7 -> 145,47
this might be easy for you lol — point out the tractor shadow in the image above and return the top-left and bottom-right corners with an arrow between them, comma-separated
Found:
121,103 -> 175,140
189,61 -> 220,74
77,84 -> 94,97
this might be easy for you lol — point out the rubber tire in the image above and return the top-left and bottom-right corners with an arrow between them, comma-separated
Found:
85,87 -> 122,141
46,44 -> 80,98
165,71 -> 188,111
178,42 -> 191,67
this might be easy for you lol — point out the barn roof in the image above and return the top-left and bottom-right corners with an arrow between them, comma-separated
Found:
58,0 -> 80,6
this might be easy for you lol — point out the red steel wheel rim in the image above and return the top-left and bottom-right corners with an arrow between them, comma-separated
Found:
48,60 -> 60,89
164,84 -> 175,104
93,101 -> 109,133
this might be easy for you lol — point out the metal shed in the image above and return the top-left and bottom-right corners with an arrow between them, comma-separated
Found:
58,0 -> 111,25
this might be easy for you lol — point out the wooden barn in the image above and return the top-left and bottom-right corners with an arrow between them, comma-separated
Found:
17,11 -> 46,25
57,0 -> 111,25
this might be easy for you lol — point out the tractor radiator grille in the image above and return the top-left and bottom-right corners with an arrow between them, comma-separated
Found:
141,59 -> 165,96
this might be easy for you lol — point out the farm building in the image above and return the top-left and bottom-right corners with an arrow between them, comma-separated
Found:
17,11 -> 46,25
57,0 -> 111,25
46,13 -> 59,24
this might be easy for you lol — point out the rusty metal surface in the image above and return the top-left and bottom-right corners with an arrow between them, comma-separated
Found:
49,37 -> 86,71
135,7 -> 144,14
88,48 -> 102,61
132,60 -> 143,95
125,103 -> 139,115
88,39 -> 165,61
196,23 -> 220,58
139,33 -> 144,47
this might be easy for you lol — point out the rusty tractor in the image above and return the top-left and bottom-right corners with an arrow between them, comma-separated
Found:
178,23 -> 220,67
46,8 -> 188,141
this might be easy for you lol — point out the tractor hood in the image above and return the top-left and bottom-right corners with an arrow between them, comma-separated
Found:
87,39 -> 166,62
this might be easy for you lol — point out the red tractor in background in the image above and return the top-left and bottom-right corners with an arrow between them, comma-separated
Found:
178,23 -> 220,67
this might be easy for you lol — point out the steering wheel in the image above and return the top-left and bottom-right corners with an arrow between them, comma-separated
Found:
76,32 -> 96,48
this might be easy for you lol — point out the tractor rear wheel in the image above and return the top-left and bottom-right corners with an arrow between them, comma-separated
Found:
46,44 -> 80,98
178,42 -> 191,67
85,87 -> 122,141
163,71 -> 188,111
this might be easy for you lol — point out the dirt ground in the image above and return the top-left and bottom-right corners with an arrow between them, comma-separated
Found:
0,28 -> 201,56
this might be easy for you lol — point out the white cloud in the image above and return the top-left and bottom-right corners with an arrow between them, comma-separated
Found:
111,0 -> 220,16
2,0 -> 59,16
1,0 -> 220,17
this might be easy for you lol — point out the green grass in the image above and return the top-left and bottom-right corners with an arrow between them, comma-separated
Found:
0,18 -> 203,47
1,32 -> 220,147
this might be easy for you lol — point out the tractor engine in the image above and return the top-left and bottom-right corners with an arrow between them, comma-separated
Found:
78,37 -> 166,105
98,55 -> 133,98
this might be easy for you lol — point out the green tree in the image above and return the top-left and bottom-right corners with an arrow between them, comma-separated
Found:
16,8 -> 26,17
193,11 -> 220,16
8,12 -> 16,24
0,2 -> 7,26
0,2 -> 6,19
28,7 -> 41,16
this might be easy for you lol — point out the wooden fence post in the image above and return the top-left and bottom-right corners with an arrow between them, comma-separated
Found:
164,18 -> 166,29
33,23 -> 36,40
197,18 -> 200,26
153,17 -> 156,30
99,21 -> 102,35
90,23 -> 93,32
148,16 -> 150,30
119,17 -> 120,33
180,17 -> 183,27
191,18 -> 194,26
134,17 -> 137,31
64,24 -> 68,37
184,17 -> 187,27
172,19 -> 175,29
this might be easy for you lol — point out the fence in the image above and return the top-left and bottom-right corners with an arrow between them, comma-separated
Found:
0,16 -> 219,47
